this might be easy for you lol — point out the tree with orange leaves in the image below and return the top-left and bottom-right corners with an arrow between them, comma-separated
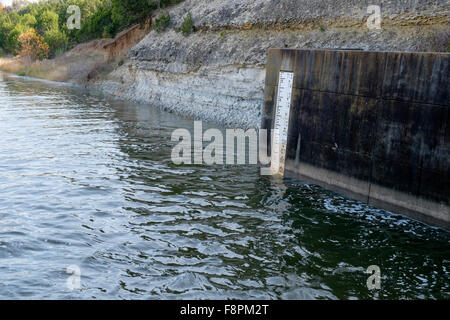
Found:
18,28 -> 49,61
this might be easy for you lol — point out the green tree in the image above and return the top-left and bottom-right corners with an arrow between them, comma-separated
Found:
20,13 -> 36,27
117,0 -> 157,23
111,0 -> 129,27
0,14 -> 15,49
44,28 -> 67,56
38,10 -> 59,33
0,0 -> 185,56
7,25 -> 27,53
87,5 -> 113,37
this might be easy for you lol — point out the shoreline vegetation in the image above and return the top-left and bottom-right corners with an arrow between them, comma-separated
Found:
0,0 -> 184,83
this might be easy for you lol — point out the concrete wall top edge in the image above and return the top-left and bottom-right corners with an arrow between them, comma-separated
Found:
267,48 -> 450,56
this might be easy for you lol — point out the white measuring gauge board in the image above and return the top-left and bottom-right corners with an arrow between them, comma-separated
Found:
271,71 -> 294,176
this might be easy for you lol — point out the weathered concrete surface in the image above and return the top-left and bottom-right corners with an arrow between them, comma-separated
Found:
262,49 -> 450,228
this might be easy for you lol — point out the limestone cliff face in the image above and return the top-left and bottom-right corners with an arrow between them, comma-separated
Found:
98,0 -> 449,128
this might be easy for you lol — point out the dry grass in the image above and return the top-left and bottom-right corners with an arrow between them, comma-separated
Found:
0,57 -> 70,81
0,54 -> 110,83
0,57 -> 26,75
0,39 -> 112,84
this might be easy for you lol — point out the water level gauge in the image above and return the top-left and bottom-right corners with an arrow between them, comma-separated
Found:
271,71 -> 294,176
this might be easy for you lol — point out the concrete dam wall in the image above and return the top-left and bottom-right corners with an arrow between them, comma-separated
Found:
98,0 -> 449,130
262,49 -> 449,229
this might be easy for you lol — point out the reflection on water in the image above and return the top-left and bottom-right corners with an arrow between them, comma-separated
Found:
0,73 -> 448,299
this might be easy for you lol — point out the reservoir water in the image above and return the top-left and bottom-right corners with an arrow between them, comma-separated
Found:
0,73 -> 448,299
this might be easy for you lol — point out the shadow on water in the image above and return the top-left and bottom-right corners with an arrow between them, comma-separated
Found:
0,73 -> 448,299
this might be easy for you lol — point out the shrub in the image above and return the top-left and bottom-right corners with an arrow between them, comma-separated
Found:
39,10 -> 59,33
181,12 -> 193,36
152,13 -> 170,33
7,26 -> 24,54
115,0 -> 158,24
54,47 -> 65,57
18,28 -> 49,61
87,6 -> 114,38
44,28 -> 68,56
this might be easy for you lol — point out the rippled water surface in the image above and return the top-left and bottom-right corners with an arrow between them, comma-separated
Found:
0,73 -> 449,299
